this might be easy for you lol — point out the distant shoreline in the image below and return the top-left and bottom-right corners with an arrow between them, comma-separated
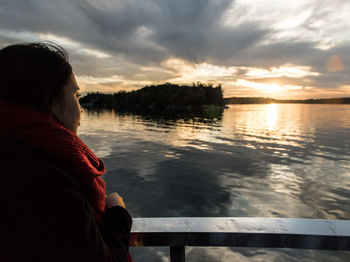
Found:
224,97 -> 350,104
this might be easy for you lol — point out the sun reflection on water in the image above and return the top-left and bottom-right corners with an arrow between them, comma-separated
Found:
266,103 -> 278,130
221,104 -> 315,147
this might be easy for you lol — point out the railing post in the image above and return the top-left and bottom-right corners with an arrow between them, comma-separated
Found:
170,246 -> 185,262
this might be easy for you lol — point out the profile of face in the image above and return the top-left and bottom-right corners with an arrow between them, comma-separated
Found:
52,73 -> 82,134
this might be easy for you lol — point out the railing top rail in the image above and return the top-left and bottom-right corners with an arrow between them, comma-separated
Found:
130,218 -> 350,260
131,217 -> 350,237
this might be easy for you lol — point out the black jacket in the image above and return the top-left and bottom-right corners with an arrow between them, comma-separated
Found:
0,136 -> 132,262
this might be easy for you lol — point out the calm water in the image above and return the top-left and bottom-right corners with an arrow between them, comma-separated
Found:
78,104 -> 350,261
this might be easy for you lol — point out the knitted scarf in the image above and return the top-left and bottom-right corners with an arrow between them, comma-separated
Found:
0,99 -> 106,222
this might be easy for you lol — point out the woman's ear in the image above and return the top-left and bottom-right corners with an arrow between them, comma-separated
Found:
51,91 -> 65,118
51,98 -> 60,117
51,96 -> 65,123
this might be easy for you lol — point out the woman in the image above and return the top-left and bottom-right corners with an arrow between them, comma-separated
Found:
0,42 -> 132,262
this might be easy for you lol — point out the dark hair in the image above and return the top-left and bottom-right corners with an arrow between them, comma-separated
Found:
0,42 -> 72,116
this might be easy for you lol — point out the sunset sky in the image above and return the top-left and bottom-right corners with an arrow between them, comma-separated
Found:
0,0 -> 349,99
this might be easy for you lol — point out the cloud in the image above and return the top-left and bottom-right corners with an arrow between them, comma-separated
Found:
0,0 -> 267,64
0,0 -> 349,98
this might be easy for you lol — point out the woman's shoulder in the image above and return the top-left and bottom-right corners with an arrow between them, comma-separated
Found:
0,136 -> 85,198
0,136 -> 96,224
1,136 -> 61,166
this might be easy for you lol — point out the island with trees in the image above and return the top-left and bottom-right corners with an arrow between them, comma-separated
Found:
79,82 -> 225,119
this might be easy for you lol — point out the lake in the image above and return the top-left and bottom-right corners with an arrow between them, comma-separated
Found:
78,104 -> 350,261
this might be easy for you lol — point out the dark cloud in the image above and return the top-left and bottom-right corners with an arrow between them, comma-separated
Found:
0,0 -> 89,35
146,0 -> 268,63
0,0 -> 266,64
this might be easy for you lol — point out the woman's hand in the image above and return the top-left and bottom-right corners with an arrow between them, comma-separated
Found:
105,192 -> 126,209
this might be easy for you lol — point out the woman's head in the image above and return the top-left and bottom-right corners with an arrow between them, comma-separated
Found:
0,42 -> 82,134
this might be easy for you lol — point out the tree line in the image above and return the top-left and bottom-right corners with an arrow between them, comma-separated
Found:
80,82 -> 224,111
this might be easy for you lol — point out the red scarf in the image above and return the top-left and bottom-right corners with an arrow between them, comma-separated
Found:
0,99 -> 106,222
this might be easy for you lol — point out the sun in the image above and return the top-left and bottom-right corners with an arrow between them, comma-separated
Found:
266,84 -> 282,93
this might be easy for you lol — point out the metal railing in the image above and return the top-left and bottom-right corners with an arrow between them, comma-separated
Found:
130,217 -> 350,262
